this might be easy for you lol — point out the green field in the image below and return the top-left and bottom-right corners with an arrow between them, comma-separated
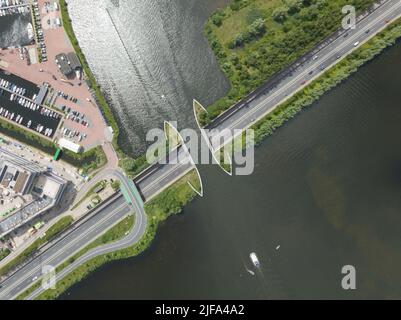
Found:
203,0 -> 377,125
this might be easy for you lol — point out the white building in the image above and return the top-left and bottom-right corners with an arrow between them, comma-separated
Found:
58,138 -> 82,154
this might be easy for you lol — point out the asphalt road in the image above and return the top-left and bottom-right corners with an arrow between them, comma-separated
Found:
1,0 -> 400,300
136,0 -> 401,198
25,171 -> 148,300
135,145 -> 195,201
0,170 -> 147,300
208,0 -> 401,148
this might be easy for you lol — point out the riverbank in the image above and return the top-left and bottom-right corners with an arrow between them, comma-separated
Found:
18,169 -> 199,300
59,0 -> 151,177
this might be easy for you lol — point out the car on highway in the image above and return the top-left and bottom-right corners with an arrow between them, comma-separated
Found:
354,41 -> 360,47
343,33 -> 349,38
301,80 -> 307,85
308,70 -> 313,75
312,55 -> 318,61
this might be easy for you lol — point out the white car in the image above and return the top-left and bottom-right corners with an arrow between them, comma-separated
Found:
353,41 -> 360,47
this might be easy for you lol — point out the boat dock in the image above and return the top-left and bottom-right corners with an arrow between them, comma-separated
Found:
0,0 -> 30,16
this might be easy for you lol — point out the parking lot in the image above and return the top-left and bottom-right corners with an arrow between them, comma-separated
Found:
0,0 -> 112,151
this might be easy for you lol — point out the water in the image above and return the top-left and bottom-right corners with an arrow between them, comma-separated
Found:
65,0 -> 230,156
0,70 -> 60,136
61,2 -> 401,299
0,13 -> 33,48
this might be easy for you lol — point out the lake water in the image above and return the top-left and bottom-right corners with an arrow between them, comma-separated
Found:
61,0 -> 401,299
63,0 -> 230,156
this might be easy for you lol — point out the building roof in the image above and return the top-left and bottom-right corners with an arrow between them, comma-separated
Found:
66,52 -> 82,70
0,148 -> 45,195
55,53 -> 73,76
35,83 -> 49,105
58,138 -> 82,153
0,149 -> 67,238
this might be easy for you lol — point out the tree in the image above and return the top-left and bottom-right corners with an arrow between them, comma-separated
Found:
272,6 -> 288,23
285,0 -> 302,15
111,180 -> 121,191
247,18 -> 266,38
211,10 -> 225,26
230,0 -> 242,11
234,33 -> 245,47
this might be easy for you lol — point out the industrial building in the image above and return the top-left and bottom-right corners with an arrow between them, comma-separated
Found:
0,148 -> 67,238
55,53 -> 73,77
55,52 -> 82,78
58,138 -> 82,153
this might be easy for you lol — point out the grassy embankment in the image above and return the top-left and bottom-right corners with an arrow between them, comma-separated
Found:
70,179 -> 108,210
0,249 -> 10,262
17,170 -> 199,300
201,0 -> 376,125
59,0 -> 150,177
0,216 -> 74,278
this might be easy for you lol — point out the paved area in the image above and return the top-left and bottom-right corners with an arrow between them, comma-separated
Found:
0,0 -> 111,151
0,169 -> 146,300
1,0 -> 399,301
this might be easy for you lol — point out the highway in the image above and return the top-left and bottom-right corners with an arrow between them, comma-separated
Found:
0,0 -> 400,300
0,170 -> 147,300
208,0 -> 401,148
135,146 -> 195,201
25,171 -> 148,299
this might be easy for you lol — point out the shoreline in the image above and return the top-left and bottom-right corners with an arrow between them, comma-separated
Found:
28,16 -> 401,301
59,0 -> 151,178
9,1 -> 401,300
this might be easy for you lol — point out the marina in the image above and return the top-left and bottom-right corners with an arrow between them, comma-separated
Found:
0,69 -> 62,139
0,8 -> 33,48
0,0 -> 30,17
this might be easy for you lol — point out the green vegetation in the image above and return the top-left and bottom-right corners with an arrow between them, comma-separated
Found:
111,180 -> 121,191
28,170 -> 199,300
203,0 -> 376,125
144,169 -> 200,220
71,180 -> 108,210
0,248 -> 10,262
120,154 -> 150,177
0,216 -> 74,278
250,17 -> 401,145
